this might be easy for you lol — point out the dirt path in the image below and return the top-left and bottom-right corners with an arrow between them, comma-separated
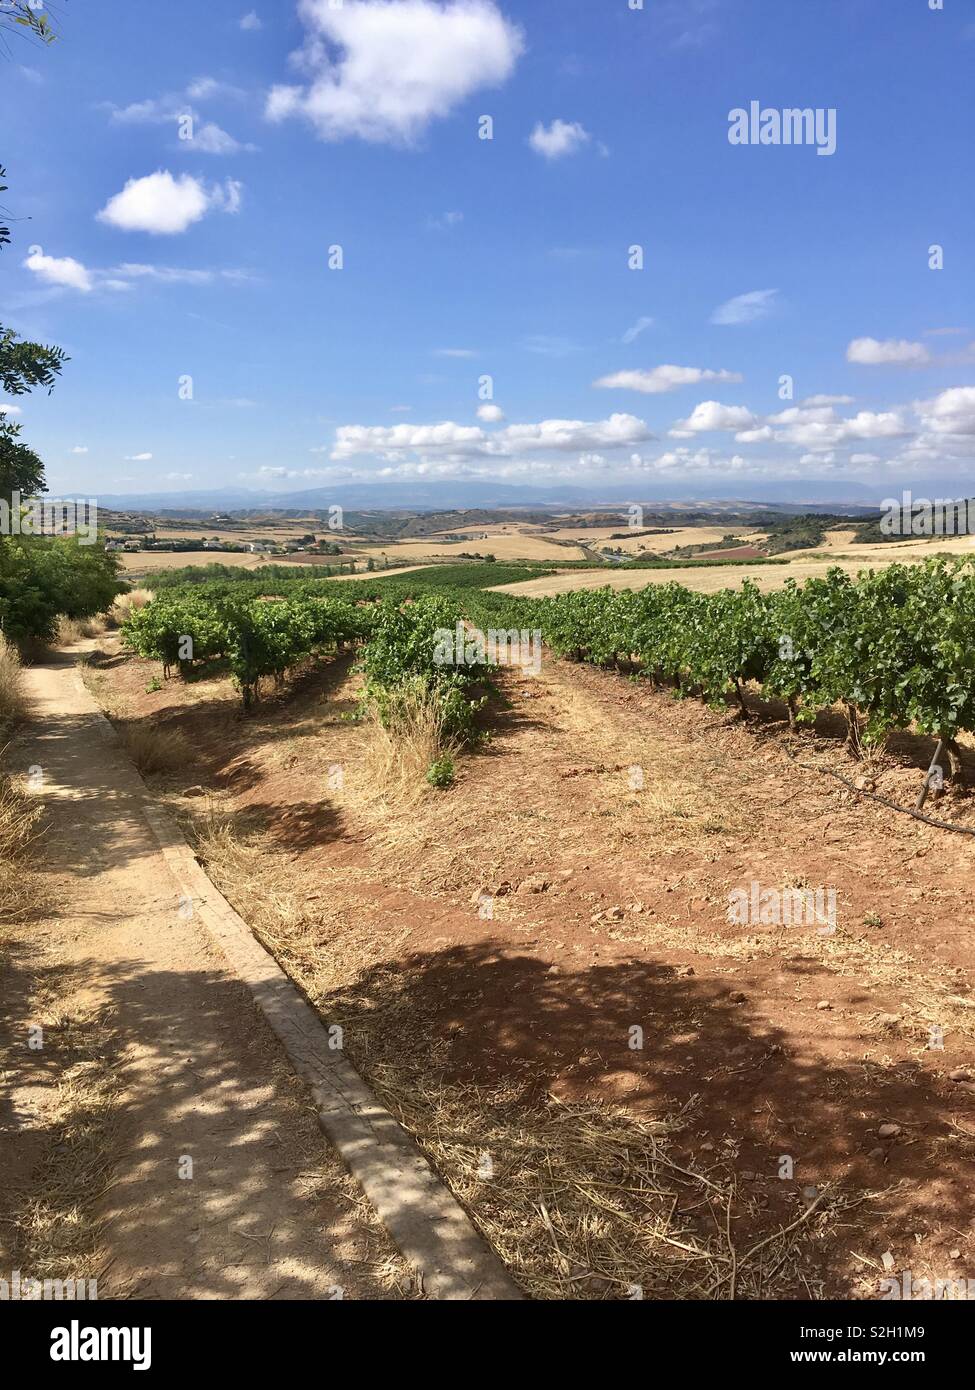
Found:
73,635 -> 975,1297
0,647 -> 406,1300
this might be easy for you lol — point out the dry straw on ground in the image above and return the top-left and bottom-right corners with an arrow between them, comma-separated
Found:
118,722 -> 192,775
190,809 -> 859,1299
0,631 -> 26,729
362,682 -> 456,807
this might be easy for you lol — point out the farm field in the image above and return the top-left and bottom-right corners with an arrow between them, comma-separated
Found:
538,524 -> 770,555
118,550 -> 317,574
358,533 -> 589,562
78,616 -> 975,1300
491,551 -> 975,597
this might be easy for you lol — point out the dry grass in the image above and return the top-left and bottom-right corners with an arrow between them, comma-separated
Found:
108,589 -> 152,625
0,631 -> 27,729
0,769 -> 42,924
190,810 -> 857,1299
55,615 -> 107,644
7,1003 -> 122,1282
362,683 -> 455,806
118,722 -> 192,775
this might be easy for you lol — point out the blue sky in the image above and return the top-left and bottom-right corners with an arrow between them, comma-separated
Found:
2,0 -> 973,503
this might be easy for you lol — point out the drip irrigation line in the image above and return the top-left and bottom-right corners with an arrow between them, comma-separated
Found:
779,744 -> 975,838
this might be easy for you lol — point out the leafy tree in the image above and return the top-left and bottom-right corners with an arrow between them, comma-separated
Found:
0,416 -> 45,500
0,165 -> 67,492
0,537 -> 124,644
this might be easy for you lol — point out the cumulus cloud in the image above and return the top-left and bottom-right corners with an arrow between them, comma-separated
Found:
710,289 -> 778,325
528,119 -> 591,159
71,445 -> 89,454
497,413 -> 653,452
477,403 -> 505,422
846,336 -> 931,366
332,421 -> 486,459
125,453 -> 153,461
802,393 -> 855,406
767,404 -> 910,450
23,250 -> 93,293
189,122 -> 254,155
594,365 -> 743,395
104,82 -> 251,154
241,10 -> 262,29
671,401 -> 757,434
330,411 -> 652,461
916,386 -> 975,436
97,173 -> 243,236
97,172 -> 242,234
265,0 -> 524,145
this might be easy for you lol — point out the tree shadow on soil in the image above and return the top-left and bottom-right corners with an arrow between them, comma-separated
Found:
319,939 -> 975,1296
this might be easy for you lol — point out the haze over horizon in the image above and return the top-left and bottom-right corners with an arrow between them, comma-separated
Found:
3,0 -> 973,505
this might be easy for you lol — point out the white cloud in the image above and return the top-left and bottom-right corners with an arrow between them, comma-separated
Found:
528,119 -> 591,159
850,453 -> 880,464
23,250 -> 93,293
595,364 -> 743,395
427,210 -> 463,230
114,262 -> 254,285
477,403 -> 505,422
71,445 -> 89,454
710,289 -> 779,325
97,171 -> 241,235
433,347 -> 477,358
266,0 -> 524,145
332,421 -> 487,459
241,10 -> 262,29
846,337 -> 930,366
330,411 -> 652,461
497,413 -> 653,452
768,404 -> 910,449
671,401 -> 757,433
802,393 -> 855,406
125,453 -> 154,462
189,122 -> 254,155
916,386 -> 975,436
522,334 -> 579,357
734,425 -> 774,443
621,316 -> 654,345
0,404 -> 22,415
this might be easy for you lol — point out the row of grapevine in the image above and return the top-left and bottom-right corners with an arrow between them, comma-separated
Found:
359,595 -> 490,744
121,592 -> 370,707
459,559 -> 975,764
121,557 -> 975,770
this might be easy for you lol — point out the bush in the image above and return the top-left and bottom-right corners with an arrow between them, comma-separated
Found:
425,755 -> 456,790
0,536 -> 124,645
119,724 -> 193,775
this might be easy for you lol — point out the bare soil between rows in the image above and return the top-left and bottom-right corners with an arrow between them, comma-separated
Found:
86,635 -> 975,1299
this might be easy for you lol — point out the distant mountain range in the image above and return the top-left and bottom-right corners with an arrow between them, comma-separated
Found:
86,478 -> 884,516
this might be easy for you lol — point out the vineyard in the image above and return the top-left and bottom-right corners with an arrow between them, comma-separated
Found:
121,556 -> 975,778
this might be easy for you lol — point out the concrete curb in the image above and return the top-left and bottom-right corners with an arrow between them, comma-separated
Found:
74,669 -> 524,1301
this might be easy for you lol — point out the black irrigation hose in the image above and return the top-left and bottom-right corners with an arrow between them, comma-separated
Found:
778,742 -> 975,838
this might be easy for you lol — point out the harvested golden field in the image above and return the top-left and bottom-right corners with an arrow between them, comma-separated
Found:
118,551 -> 316,574
371,534 -> 588,562
541,525 -> 770,555
490,552 -> 971,598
